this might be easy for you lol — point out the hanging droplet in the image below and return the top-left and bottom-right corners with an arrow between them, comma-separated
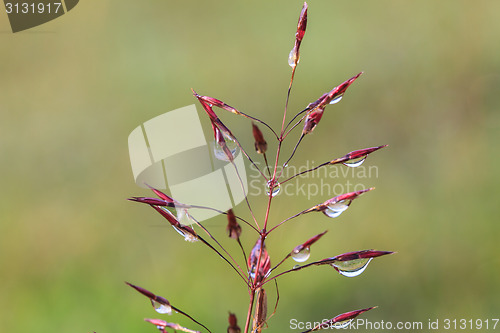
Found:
291,247 -> 311,262
151,300 -> 172,314
265,181 -> 281,197
288,49 -> 298,67
332,319 -> 354,329
343,155 -> 367,168
213,133 -> 239,161
172,225 -> 198,242
323,200 -> 351,218
249,266 -> 256,279
331,258 -> 372,277
177,208 -> 194,226
329,94 -> 343,104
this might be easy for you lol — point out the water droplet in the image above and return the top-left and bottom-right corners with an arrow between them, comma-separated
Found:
292,264 -> 301,270
265,181 -> 281,197
172,225 -> 198,242
151,300 -> 172,314
213,133 -> 239,161
323,200 -> 351,218
177,208 -> 194,226
343,155 -> 367,168
291,247 -> 311,262
332,319 -> 354,329
288,49 -> 298,67
329,94 -> 343,104
249,266 -> 256,279
331,258 -> 372,277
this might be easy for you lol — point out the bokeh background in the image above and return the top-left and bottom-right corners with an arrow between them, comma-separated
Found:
1,1 -> 499,332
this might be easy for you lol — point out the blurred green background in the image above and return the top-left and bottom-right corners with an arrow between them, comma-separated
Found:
1,0 -> 499,332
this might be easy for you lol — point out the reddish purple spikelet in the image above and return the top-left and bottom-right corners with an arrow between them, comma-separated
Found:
320,307 -> 376,330
331,250 -> 394,262
322,188 -> 374,207
345,145 -> 388,160
128,196 -> 171,206
150,205 -> 180,226
212,121 -> 235,162
126,282 -> 172,314
248,238 -> 271,283
228,313 -> 241,333
293,230 -> 328,254
145,319 -> 201,333
226,209 -> 242,239
148,205 -> 198,242
192,89 -> 219,121
252,123 -> 268,154
302,109 -> 324,135
308,72 -> 363,111
193,91 -> 241,116
289,2 -> 308,68
145,184 -> 176,203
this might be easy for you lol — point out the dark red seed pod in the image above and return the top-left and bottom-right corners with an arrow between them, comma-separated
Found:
226,209 -> 242,239
345,145 -> 388,160
331,250 -> 394,262
289,2 -> 308,68
292,230 -> 328,255
252,123 -> 268,154
302,109 -> 324,134
307,307 -> 376,332
321,188 -> 374,208
307,72 -> 363,112
227,313 -> 241,333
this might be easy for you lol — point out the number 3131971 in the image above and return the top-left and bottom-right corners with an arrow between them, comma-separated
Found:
5,2 -> 63,14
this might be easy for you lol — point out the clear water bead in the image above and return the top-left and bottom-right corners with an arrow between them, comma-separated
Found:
177,208 -> 194,226
288,49 -> 298,67
151,300 -> 172,314
329,95 -> 343,104
291,247 -> 311,262
343,155 -> 367,168
323,200 -> 351,218
213,134 -> 239,161
331,258 -> 373,277
332,319 -> 354,329
265,181 -> 281,197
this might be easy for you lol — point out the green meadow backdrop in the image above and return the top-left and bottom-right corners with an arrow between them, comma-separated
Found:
1,1 -> 499,332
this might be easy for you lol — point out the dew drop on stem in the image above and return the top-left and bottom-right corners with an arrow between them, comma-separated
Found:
213,134 -> 239,161
265,181 -> 281,197
329,94 -> 343,104
332,319 -> 354,329
151,300 -> 172,314
323,200 -> 351,218
288,49 -> 298,67
343,155 -> 367,168
331,258 -> 372,277
291,247 -> 311,262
